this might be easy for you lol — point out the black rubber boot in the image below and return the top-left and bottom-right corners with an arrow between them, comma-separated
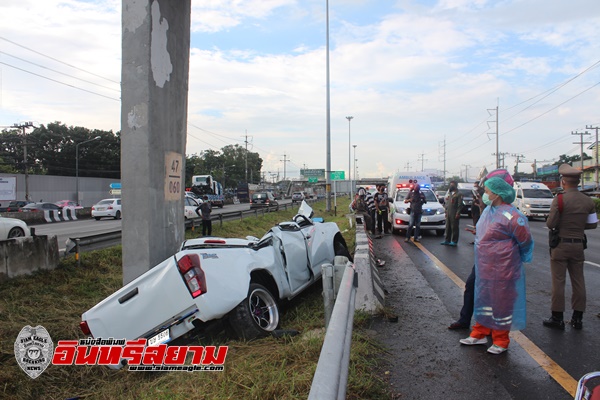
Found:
570,311 -> 583,330
543,312 -> 565,330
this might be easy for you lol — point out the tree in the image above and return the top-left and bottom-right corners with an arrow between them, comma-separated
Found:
185,145 -> 263,190
0,122 -> 122,179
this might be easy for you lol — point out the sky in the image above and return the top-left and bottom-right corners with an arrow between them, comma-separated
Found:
2,0 -> 600,182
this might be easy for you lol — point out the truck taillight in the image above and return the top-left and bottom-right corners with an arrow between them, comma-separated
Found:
177,254 -> 207,298
80,321 -> 92,336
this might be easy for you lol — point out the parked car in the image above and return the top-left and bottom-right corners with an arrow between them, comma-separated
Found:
0,200 -> 33,212
79,202 -> 351,368
0,217 -> 30,239
291,192 -> 305,204
91,198 -> 122,220
250,192 -> 279,211
55,200 -> 83,210
21,202 -> 63,214
184,196 -> 201,220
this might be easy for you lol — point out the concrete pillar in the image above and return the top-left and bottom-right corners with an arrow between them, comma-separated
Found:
121,0 -> 191,284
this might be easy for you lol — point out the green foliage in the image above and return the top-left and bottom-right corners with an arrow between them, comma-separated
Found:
0,122 -> 121,178
593,197 -> 600,214
185,144 -> 263,189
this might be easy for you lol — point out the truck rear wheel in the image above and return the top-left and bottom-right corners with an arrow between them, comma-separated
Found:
229,283 -> 279,340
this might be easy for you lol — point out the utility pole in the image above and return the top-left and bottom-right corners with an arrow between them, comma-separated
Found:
417,151 -> 427,172
586,125 -> 600,190
281,152 -> 291,181
243,130 -> 252,184
461,164 -> 471,182
346,116 -> 353,198
439,136 -> 446,185
511,153 -> 525,176
572,130 -> 591,189
13,121 -> 34,201
325,0 -> 332,211
491,152 -> 509,169
405,161 -> 411,171
487,103 -> 499,168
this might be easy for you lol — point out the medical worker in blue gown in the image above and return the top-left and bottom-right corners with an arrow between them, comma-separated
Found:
459,177 -> 534,355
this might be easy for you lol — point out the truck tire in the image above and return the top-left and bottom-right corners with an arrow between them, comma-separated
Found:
229,283 -> 279,340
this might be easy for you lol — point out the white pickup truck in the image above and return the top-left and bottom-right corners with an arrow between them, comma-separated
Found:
80,202 -> 351,368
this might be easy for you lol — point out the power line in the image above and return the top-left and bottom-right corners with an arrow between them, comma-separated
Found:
0,36 -> 120,84
0,51 -> 120,92
0,61 -> 120,101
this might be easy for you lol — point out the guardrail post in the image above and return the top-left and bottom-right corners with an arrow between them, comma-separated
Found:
322,263 -> 335,328
75,238 -> 81,267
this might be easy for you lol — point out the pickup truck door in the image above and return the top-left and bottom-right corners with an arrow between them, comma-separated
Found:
273,226 -> 312,295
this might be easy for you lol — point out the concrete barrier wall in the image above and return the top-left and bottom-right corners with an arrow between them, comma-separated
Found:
0,209 -> 92,224
353,214 -> 385,312
0,236 -> 60,281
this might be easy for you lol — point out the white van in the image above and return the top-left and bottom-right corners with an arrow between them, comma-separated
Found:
512,182 -> 554,220
387,172 -> 445,236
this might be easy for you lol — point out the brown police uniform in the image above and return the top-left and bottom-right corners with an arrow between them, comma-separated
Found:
545,164 -> 598,328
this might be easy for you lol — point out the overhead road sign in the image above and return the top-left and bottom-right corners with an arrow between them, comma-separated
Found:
301,169 -> 325,178
330,171 -> 345,180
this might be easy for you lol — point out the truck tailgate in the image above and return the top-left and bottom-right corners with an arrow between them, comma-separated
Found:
82,256 -> 194,340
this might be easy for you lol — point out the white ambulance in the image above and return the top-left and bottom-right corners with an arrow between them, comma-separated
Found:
387,172 -> 445,236
512,181 -> 554,220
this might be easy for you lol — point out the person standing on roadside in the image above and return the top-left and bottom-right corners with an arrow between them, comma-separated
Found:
448,169 -> 514,330
375,184 -> 390,236
459,177 -> 533,354
471,181 -> 484,226
195,196 -> 213,237
543,164 -> 598,330
441,180 -> 463,246
404,184 -> 427,242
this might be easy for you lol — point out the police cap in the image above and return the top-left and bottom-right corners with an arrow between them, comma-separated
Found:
558,163 -> 582,177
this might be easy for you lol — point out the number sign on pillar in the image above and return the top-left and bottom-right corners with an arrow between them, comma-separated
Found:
165,152 -> 183,201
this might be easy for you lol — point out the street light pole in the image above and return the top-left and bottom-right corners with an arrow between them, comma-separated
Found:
346,116 -> 353,197
353,144 -> 357,191
76,136 -> 101,206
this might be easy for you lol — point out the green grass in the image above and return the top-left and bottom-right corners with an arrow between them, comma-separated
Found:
0,198 -> 389,400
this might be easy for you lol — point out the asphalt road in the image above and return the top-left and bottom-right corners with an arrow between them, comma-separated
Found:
375,216 -> 599,399
29,200 -> 296,252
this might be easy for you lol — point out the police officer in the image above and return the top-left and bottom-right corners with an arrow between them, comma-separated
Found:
543,164 -> 598,330
441,180 -> 463,246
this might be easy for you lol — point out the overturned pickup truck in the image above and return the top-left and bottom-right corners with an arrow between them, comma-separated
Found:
80,202 -> 351,367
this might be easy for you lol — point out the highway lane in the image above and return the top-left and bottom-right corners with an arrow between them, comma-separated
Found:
397,216 -> 600,397
29,200 -> 295,251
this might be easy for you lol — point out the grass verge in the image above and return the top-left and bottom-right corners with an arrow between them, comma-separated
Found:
0,199 -> 389,399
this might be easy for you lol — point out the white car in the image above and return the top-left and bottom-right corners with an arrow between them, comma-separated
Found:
91,198 -> 122,220
0,217 -> 30,239
390,188 -> 445,236
80,202 -> 351,368
184,196 -> 202,220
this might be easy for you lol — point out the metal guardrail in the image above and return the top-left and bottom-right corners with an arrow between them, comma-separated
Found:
64,200 -> 315,255
308,263 -> 358,400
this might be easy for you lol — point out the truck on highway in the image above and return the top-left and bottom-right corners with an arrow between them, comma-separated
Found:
191,175 -> 225,208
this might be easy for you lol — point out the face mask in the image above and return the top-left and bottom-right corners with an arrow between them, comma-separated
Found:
482,193 -> 494,206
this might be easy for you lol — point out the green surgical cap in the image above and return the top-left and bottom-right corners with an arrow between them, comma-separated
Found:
484,177 -> 515,204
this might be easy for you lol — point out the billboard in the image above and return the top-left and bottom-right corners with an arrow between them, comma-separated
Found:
0,176 -> 17,201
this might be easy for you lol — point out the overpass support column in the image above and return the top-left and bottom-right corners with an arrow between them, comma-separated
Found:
121,0 -> 191,284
